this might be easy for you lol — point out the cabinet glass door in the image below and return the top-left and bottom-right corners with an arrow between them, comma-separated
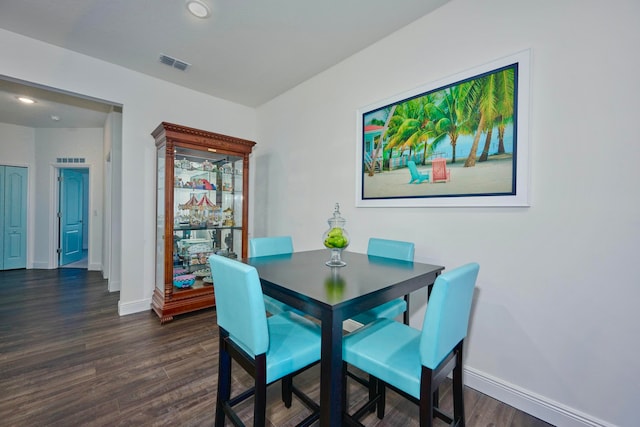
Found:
172,147 -> 243,291
155,145 -> 165,292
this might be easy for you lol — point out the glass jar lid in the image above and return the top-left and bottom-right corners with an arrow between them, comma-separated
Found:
327,203 -> 346,228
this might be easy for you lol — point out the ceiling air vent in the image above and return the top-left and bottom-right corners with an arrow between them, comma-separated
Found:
159,54 -> 190,71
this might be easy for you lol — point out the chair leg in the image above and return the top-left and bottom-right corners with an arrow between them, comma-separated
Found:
282,374 -> 293,408
419,367 -> 434,427
254,354 -> 267,427
376,379 -> 386,420
403,294 -> 410,325
368,374 -> 376,413
342,362 -> 348,414
453,343 -> 465,427
344,362 -> 384,424
216,334 -> 232,427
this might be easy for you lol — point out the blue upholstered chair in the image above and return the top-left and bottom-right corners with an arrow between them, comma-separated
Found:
346,238 -> 415,411
249,236 -> 302,316
350,237 -> 415,325
209,254 -> 321,427
342,262 -> 479,427
249,235 -> 293,258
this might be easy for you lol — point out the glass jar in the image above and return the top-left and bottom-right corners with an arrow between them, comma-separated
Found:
322,203 -> 350,267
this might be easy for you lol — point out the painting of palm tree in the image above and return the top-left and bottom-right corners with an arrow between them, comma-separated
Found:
358,50 -> 530,208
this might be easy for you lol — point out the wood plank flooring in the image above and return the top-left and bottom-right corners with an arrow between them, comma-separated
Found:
0,269 -> 554,426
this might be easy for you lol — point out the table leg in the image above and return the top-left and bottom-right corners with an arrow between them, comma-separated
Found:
404,294 -> 410,325
320,309 -> 344,427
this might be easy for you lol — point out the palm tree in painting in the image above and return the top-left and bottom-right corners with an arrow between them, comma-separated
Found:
367,106 -> 395,176
425,85 -> 476,164
461,67 -> 515,168
495,69 -> 515,155
384,96 -> 436,163
478,68 -> 515,162
478,126 -> 494,162
367,66 -> 515,173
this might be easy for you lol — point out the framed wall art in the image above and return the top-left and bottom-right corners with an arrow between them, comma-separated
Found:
356,49 -> 530,208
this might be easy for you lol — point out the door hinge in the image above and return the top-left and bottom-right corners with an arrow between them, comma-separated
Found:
57,212 -> 62,218
56,248 -> 62,254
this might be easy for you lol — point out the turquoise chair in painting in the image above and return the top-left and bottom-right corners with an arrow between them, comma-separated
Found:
209,254 -> 321,426
343,262 -> 479,427
408,160 -> 430,184
249,236 -> 303,316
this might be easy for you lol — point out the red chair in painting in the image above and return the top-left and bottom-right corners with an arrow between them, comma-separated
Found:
431,158 -> 451,183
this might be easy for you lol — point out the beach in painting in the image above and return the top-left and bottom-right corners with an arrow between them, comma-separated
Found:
362,154 -> 513,199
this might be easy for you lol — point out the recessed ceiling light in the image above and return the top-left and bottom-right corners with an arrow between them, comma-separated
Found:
17,96 -> 36,104
186,0 -> 210,18
51,115 -> 60,121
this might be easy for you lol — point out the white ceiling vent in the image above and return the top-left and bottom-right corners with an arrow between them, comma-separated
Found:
159,54 -> 190,71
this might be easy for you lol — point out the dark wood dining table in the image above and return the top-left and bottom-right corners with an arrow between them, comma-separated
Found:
244,249 -> 444,427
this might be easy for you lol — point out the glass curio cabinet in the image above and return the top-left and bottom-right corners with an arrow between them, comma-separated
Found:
152,122 -> 256,323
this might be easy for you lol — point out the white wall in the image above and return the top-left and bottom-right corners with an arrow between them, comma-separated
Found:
102,111 -> 122,290
255,0 -> 640,426
0,123 -> 35,162
1,29 -> 257,314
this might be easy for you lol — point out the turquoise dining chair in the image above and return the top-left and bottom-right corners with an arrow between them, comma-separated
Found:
342,262 -> 479,427
346,237 -> 415,411
209,254 -> 321,427
249,236 -> 304,316
350,237 -> 415,325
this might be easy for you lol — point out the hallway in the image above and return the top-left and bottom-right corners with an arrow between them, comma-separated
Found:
59,249 -> 88,269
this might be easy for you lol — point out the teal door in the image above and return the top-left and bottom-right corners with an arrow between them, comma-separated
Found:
59,168 -> 85,266
0,166 -> 28,270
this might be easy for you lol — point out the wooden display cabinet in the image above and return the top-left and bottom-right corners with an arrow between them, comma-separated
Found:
152,122 -> 256,323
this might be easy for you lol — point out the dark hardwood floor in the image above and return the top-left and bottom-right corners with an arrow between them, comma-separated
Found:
0,269 -> 554,426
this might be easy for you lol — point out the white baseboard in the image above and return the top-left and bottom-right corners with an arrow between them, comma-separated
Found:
463,366 -> 615,427
88,262 -> 102,271
108,278 -> 120,292
118,297 -> 151,316
343,319 -> 364,333
31,261 -> 50,269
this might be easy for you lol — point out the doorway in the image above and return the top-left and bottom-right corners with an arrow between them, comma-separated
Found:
0,165 -> 28,270
1,76 -> 122,286
58,167 -> 89,268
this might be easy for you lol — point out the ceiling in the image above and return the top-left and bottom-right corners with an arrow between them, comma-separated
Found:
0,77 -> 118,128
0,0 -> 449,128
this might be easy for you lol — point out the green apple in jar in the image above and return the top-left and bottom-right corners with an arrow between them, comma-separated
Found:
324,227 -> 348,249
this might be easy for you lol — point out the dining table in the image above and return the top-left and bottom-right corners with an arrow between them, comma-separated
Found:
244,248 -> 444,426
